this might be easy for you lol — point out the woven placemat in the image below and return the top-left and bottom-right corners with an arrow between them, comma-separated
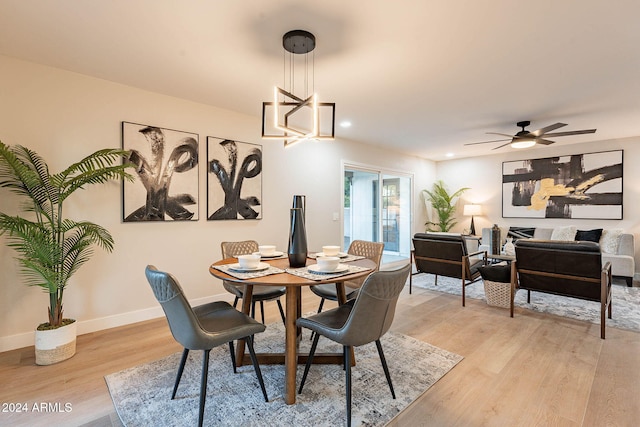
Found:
308,253 -> 366,262
213,264 -> 285,280
286,264 -> 371,281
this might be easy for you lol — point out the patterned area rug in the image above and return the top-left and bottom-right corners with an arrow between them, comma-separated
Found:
412,273 -> 640,333
105,324 -> 462,427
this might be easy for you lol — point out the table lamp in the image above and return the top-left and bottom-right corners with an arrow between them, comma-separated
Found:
463,204 -> 482,236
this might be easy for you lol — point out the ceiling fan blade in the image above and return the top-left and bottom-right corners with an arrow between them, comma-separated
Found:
492,141 -> 513,150
486,132 -> 517,138
464,138 -> 511,146
535,138 -> 555,145
542,129 -> 597,137
530,122 -> 567,136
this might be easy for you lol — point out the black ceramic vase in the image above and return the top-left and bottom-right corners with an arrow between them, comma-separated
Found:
292,195 -> 306,222
288,207 -> 308,267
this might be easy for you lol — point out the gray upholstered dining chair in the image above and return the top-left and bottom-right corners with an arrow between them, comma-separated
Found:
145,265 -> 268,427
221,240 -> 286,324
309,240 -> 385,313
297,263 -> 411,427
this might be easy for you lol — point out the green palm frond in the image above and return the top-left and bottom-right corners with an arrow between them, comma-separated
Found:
55,149 -> 134,201
0,140 -> 134,327
422,180 -> 469,232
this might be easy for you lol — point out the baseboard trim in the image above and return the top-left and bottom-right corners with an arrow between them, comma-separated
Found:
0,292 -> 232,353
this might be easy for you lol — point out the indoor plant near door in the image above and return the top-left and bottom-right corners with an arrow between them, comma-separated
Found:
0,141 -> 133,364
422,180 -> 469,232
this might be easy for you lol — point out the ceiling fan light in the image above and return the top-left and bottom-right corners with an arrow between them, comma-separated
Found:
511,139 -> 536,149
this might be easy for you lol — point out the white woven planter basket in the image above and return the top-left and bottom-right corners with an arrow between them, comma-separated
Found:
35,320 -> 77,365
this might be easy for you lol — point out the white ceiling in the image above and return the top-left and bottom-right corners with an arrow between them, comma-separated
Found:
1,0 -> 639,161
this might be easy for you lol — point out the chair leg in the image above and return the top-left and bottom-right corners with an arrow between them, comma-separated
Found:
245,335 -> 268,402
375,339 -> 396,399
308,298 -> 325,342
345,345 -> 352,427
228,341 -> 237,373
309,299 -> 326,341
172,348 -> 190,399
343,346 -> 347,370
251,301 -> 256,319
198,349 -> 211,427
260,301 -> 265,324
276,299 -> 286,325
232,296 -> 239,308
299,332 -> 320,393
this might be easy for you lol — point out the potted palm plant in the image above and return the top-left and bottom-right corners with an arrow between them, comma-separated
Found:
422,180 -> 469,232
0,141 -> 133,365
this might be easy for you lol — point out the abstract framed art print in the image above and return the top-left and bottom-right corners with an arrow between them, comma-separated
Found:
502,150 -> 623,219
122,122 -> 199,221
207,137 -> 262,220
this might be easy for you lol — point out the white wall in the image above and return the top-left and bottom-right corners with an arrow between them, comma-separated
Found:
436,139 -> 640,272
0,55 -> 436,351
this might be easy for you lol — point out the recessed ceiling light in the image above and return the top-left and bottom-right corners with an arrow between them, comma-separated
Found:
446,152 -> 454,157
340,121 -> 352,128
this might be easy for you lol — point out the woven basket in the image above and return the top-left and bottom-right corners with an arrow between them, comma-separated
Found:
35,321 -> 77,365
483,280 -> 512,308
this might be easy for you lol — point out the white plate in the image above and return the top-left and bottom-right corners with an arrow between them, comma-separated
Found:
228,262 -> 270,272
253,251 -> 284,258
308,263 -> 350,274
315,252 -> 348,258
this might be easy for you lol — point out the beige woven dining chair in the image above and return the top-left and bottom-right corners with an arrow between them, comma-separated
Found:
220,240 -> 286,324
309,240 -> 385,313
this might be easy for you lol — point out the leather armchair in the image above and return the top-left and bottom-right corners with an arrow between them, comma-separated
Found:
411,233 -> 487,306
513,239 -> 612,339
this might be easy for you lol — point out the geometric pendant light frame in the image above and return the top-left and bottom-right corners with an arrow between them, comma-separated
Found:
261,30 -> 335,147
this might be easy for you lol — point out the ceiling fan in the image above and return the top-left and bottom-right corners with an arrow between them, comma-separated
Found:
465,121 -> 597,150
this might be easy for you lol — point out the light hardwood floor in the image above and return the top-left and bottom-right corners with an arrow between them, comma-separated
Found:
1,284 -> 638,427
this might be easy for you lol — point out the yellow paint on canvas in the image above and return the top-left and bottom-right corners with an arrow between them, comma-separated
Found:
528,178 -> 573,210
528,174 -> 605,210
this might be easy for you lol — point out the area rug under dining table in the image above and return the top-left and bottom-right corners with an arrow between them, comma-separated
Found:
105,323 -> 462,426
411,273 -> 640,333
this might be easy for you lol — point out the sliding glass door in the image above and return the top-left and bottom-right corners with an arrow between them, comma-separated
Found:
343,164 -> 412,264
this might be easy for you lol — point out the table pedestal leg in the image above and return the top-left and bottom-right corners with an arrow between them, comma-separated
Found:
284,286 -> 300,404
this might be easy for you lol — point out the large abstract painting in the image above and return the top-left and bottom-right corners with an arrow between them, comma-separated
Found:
502,150 -> 623,219
207,137 -> 262,220
122,122 -> 199,221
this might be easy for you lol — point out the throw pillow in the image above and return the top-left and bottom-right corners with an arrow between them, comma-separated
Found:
507,226 -> 535,241
478,264 -> 511,283
550,226 -> 577,241
575,228 -> 603,243
600,229 -> 623,254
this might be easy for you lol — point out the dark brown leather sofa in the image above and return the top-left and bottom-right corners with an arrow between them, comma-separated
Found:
512,239 -> 612,339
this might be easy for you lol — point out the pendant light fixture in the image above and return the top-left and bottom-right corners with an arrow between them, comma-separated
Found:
262,30 -> 335,147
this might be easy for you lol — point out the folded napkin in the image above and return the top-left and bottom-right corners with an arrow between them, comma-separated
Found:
285,264 -> 371,281
213,264 -> 285,280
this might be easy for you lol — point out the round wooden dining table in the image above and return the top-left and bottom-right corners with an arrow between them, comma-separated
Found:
209,255 -> 376,405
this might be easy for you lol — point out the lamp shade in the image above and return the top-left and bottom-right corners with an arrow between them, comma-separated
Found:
463,204 -> 482,216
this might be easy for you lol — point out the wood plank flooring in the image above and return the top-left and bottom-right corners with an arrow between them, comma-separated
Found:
1,284 -> 638,427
